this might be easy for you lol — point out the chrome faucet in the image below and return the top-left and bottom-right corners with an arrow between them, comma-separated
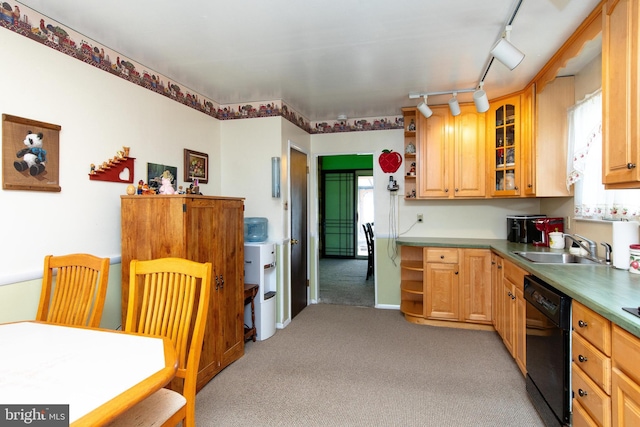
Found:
562,234 -> 612,266
573,234 -> 597,257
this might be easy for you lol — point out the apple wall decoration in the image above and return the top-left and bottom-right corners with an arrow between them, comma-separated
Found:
378,149 -> 402,173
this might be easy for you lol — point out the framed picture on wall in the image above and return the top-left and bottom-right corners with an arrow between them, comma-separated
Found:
2,114 -> 62,192
184,149 -> 208,183
147,163 -> 178,192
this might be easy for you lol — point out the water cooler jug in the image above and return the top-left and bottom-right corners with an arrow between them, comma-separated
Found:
244,242 -> 277,341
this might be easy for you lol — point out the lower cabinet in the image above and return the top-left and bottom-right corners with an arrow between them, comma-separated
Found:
493,255 -> 526,375
612,324 -> 640,426
572,301 -> 612,427
400,246 -> 491,326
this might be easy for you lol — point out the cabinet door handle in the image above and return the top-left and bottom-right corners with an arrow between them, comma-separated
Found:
627,163 -> 636,169
527,184 -> 533,188
507,291 -> 513,297
578,355 -> 588,363
215,275 -> 220,291
455,271 -> 459,275
578,389 -> 587,397
219,274 -> 224,289
498,265 -> 502,269
514,186 -> 519,190
511,294 -> 516,300
578,320 -> 588,328
444,188 -> 449,193
454,188 -> 459,192
440,255 -> 444,259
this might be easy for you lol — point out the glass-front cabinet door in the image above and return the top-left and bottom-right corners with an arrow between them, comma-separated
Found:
490,95 -> 520,196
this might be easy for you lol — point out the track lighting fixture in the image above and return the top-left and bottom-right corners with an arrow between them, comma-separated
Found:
448,93 -> 460,116
417,96 -> 432,118
409,87 -> 486,116
491,25 -> 524,70
473,83 -> 490,113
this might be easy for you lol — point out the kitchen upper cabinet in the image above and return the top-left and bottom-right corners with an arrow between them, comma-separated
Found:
521,84 -> 536,196
488,94 -> 521,197
533,76 -> 575,197
602,0 -> 640,189
402,107 -> 418,199
417,104 -> 485,198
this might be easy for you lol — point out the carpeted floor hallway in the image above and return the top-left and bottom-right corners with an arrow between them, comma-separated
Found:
318,258 -> 374,307
196,304 -> 545,426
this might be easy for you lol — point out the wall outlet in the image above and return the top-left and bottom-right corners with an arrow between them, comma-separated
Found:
417,213 -> 423,223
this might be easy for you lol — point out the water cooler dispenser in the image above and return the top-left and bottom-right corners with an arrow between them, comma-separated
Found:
244,242 -> 277,341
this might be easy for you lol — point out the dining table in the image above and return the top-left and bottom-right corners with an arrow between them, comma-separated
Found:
0,321 -> 177,426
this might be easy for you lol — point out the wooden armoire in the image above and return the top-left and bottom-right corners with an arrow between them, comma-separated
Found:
120,195 -> 245,390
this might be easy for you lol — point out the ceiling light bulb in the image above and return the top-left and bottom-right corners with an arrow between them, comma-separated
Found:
417,96 -> 432,118
448,93 -> 461,116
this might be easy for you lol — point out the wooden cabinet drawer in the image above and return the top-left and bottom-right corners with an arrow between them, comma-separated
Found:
573,331 -> 612,394
503,260 -> 526,291
572,362 -> 612,427
573,301 -> 612,356
613,325 -> 640,385
572,398 -> 600,427
425,248 -> 459,263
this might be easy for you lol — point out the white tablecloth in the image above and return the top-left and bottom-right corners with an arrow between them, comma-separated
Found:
0,322 -> 166,423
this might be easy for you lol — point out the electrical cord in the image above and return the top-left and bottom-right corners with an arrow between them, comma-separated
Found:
387,191 -> 399,266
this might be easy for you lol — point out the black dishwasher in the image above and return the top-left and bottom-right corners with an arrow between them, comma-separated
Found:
524,275 -> 572,427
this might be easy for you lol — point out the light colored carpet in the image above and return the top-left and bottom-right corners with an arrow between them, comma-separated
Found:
318,258 -> 374,307
195,304 -> 544,426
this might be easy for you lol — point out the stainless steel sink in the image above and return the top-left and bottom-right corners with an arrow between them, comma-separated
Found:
512,251 -> 602,265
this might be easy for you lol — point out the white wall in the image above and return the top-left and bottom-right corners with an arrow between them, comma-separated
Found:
0,28 -> 220,326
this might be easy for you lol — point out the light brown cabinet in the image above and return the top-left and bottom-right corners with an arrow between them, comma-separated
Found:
120,195 -> 245,391
602,0 -> 640,189
572,300 -> 612,427
495,258 -> 526,375
488,94 -> 521,197
460,249 -> 492,324
425,248 -> 460,320
533,76 -> 575,197
417,104 -> 485,198
612,324 -> 640,426
402,108 -> 418,199
399,246 -> 491,326
399,246 -> 424,319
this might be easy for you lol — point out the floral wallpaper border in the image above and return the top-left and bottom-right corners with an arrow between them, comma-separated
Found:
1,2 -> 403,135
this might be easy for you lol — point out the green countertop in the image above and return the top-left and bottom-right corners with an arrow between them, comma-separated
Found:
396,237 -> 640,338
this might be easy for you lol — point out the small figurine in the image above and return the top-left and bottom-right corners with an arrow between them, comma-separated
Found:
158,177 -> 176,194
90,163 -> 96,174
407,119 -> 416,131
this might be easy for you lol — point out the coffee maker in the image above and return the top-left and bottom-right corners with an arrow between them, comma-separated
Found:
533,218 -> 565,247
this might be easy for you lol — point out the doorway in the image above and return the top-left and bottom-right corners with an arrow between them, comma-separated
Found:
317,154 -> 374,307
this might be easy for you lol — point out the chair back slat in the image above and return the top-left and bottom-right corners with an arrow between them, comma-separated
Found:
37,254 -> 110,328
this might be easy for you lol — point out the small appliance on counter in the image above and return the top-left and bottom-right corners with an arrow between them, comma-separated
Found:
532,217 -> 564,247
507,215 -> 546,243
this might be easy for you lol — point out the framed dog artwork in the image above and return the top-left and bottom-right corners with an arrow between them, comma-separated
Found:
2,114 -> 61,192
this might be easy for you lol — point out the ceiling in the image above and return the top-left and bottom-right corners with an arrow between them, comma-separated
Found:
17,0 -> 602,122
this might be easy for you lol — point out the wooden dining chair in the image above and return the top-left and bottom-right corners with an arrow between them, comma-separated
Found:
108,257 -> 212,427
363,223 -> 374,280
36,253 -> 110,328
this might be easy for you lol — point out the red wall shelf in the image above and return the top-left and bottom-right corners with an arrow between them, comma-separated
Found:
89,157 -> 135,183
